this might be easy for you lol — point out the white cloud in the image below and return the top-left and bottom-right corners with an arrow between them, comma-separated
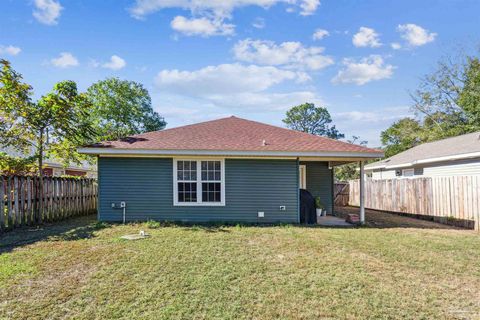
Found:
102,55 -> 126,70
153,63 -> 320,111
130,1 -> 320,36
50,52 -> 79,68
334,109 -> 409,123
207,91 -> 322,110
332,55 -> 394,85
397,24 -> 437,47
233,39 -> 334,71
130,0 -> 321,19
352,27 -> 382,48
171,16 -> 234,37
391,42 -> 401,50
0,45 -> 21,56
332,106 -> 412,146
299,0 -> 320,15
88,59 -> 100,68
33,0 -> 62,25
159,105 -> 229,126
252,17 -> 266,29
312,28 -> 329,40
155,63 -> 303,95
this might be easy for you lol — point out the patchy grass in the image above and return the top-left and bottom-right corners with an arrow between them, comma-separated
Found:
0,214 -> 479,319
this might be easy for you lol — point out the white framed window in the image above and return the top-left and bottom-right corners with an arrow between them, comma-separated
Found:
402,168 -> 414,177
173,159 -> 225,206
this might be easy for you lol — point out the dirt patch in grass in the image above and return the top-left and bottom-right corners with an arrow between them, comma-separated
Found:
0,215 -> 479,319
335,206 -> 465,229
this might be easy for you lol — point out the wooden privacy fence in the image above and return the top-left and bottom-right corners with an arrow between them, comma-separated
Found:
0,176 -> 97,232
334,182 -> 349,207
349,176 -> 480,230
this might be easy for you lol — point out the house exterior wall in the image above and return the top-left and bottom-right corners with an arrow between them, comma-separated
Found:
370,169 -> 397,180
98,157 -> 299,223
369,158 -> 480,179
46,166 -> 97,178
301,161 -> 333,214
423,158 -> 480,176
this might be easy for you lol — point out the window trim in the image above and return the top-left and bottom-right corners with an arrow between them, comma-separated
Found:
173,158 -> 225,206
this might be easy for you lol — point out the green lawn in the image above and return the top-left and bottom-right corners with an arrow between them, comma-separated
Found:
1,212 -> 479,319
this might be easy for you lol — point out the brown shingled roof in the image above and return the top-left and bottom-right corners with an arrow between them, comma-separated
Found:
85,116 -> 381,154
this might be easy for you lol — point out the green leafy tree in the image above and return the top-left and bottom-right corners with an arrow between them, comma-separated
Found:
410,52 -> 480,138
381,51 -> 480,157
334,136 -> 368,181
283,103 -> 344,139
0,59 -> 96,219
457,57 -> 480,125
0,152 -> 37,176
380,118 -> 423,158
87,78 -> 166,141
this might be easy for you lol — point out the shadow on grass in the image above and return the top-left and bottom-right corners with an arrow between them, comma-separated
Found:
1,207 -> 467,254
144,220 -> 355,232
145,220 -> 233,233
0,215 -> 109,254
335,206 -> 467,230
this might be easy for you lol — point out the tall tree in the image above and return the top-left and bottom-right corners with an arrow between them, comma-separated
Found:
283,103 -> 344,139
410,52 -> 480,137
457,57 -> 480,125
381,50 -> 480,157
380,118 -> 423,158
87,78 -> 166,141
1,59 -> 96,219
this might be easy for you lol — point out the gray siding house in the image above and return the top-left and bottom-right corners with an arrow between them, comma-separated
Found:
80,116 -> 382,223
365,132 -> 480,179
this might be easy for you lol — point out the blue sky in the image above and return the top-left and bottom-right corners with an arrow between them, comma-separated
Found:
1,0 -> 479,146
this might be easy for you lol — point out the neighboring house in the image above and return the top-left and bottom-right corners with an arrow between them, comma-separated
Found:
79,116 -> 382,223
1,147 -> 97,178
365,131 -> 480,179
41,160 -> 97,178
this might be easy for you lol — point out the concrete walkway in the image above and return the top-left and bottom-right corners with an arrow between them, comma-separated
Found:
316,215 -> 354,227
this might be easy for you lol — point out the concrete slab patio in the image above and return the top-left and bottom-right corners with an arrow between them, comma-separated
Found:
335,206 -> 464,229
316,215 -> 354,227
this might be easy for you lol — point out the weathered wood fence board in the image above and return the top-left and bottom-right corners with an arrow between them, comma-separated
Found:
1,176 -> 97,232
349,176 -> 480,230
334,183 -> 349,207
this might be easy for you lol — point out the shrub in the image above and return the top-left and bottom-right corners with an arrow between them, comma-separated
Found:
146,220 -> 162,229
315,197 -> 325,209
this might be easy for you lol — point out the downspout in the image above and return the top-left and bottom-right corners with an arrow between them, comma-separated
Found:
331,164 -> 334,215
296,157 -> 300,223
97,155 -> 100,221
359,161 -> 365,224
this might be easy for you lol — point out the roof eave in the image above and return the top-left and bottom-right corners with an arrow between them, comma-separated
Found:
78,147 -> 384,159
365,150 -> 480,171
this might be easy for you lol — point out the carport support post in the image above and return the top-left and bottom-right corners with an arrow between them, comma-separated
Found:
359,161 -> 365,225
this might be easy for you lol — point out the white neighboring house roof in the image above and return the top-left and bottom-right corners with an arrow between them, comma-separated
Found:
365,131 -> 480,171
0,146 -> 96,172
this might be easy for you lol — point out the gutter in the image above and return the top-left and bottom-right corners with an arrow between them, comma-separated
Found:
365,151 -> 480,171
77,147 -> 384,159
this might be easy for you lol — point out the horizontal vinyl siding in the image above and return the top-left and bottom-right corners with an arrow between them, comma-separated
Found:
98,158 -> 298,223
371,169 -> 397,180
423,158 -> 480,177
301,161 -> 333,214
370,158 -> 480,179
